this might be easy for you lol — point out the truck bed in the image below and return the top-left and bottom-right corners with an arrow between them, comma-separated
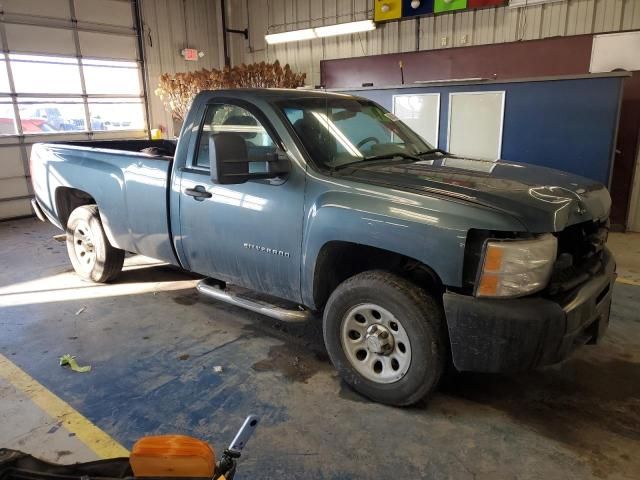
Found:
59,139 -> 177,158
30,139 -> 179,265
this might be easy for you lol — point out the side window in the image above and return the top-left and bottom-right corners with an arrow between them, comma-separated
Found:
194,104 -> 276,170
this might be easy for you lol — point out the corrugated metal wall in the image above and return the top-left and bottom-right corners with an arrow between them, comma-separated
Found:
140,0 -> 224,136
226,0 -> 640,86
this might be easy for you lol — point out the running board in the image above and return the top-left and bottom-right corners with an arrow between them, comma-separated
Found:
196,279 -> 311,323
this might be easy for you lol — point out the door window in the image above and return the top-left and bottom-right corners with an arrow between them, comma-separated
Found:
194,104 -> 276,169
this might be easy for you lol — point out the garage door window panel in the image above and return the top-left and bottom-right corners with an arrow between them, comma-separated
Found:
5,24 -> 76,56
82,59 -> 141,95
74,0 -> 134,27
0,61 -> 11,94
88,99 -> 145,131
10,54 -> 82,94
17,98 -> 86,134
79,31 -> 138,60
0,97 -> 17,135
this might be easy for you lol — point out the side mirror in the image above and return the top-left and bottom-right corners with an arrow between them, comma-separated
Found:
209,133 -> 290,185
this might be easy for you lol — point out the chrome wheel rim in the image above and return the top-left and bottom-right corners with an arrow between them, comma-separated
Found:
340,303 -> 412,384
72,220 -> 96,271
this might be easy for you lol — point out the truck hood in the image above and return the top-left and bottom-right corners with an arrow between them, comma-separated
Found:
336,156 -> 611,232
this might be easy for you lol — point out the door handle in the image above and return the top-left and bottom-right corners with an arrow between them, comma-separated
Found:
184,185 -> 212,201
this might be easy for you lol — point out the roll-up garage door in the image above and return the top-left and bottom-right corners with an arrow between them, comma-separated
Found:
0,0 -> 147,220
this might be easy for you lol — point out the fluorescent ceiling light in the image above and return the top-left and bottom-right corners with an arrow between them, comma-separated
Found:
314,20 -> 376,38
265,20 -> 376,45
265,28 -> 316,44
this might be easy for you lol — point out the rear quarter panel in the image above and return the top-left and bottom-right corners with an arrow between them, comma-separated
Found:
30,143 -> 176,264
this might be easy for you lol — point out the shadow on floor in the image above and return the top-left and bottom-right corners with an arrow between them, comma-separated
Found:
436,354 -> 640,478
116,264 -> 203,284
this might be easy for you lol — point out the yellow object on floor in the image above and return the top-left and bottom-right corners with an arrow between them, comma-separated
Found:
59,354 -> 92,373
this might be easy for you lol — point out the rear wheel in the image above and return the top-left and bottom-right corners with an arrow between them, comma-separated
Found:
323,270 -> 446,406
66,205 -> 124,283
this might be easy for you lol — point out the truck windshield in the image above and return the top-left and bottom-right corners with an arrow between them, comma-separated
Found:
278,97 -> 435,170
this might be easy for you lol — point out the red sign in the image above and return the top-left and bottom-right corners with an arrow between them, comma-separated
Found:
182,48 -> 199,61
468,0 -> 505,7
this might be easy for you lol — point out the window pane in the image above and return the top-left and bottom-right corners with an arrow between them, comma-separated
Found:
18,99 -> 86,133
0,61 -> 11,93
195,104 -> 276,169
88,99 -> 145,131
393,94 -> 440,147
82,59 -> 141,95
0,98 -> 17,135
10,54 -> 82,94
279,98 -> 430,169
448,91 -> 504,161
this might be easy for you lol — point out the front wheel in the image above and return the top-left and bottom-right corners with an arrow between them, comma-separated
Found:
66,205 -> 124,283
323,270 -> 446,406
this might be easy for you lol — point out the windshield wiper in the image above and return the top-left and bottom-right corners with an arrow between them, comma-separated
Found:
332,152 -> 422,171
414,148 -> 448,156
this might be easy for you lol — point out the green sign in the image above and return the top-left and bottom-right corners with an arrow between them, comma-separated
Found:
434,0 -> 467,13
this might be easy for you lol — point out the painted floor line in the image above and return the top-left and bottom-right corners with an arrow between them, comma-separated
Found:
0,353 -> 129,459
616,277 -> 640,287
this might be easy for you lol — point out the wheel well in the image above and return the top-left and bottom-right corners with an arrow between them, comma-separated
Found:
313,241 -> 444,309
55,187 -> 96,227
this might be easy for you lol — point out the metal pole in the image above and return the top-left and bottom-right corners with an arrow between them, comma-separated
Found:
221,0 -> 230,66
133,0 -> 153,139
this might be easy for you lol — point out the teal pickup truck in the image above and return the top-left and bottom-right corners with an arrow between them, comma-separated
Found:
30,89 -> 616,405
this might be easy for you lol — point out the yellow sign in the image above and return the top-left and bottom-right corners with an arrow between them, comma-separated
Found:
374,0 -> 402,21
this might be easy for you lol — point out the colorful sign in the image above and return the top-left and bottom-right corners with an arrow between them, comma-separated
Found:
402,0 -> 435,17
374,0 -> 402,22
375,0 -> 506,22
434,0 -> 467,13
468,0 -> 505,7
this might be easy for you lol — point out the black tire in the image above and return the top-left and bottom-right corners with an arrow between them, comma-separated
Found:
323,270 -> 446,406
66,205 -> 124,283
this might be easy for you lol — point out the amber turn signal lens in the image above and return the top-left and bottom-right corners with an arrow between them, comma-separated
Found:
477,273 -> 499,296
130,435 -> 216,478
476,245 -> 502,296
482,245 -> 503,272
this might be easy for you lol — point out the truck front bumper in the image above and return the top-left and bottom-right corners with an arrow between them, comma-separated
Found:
443,248 -> 616,373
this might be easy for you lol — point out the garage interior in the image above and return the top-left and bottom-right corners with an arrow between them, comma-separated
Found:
1,1 -> 640,479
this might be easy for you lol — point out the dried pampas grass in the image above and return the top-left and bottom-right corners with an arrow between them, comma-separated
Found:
155,61 -> 307,121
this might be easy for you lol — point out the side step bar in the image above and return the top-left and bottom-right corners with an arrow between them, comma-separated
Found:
196,279 -> 311,323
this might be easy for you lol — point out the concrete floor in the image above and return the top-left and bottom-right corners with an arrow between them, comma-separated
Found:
1,217 -> 639,480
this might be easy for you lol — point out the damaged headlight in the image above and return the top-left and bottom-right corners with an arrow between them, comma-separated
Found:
476,234 -> 558,298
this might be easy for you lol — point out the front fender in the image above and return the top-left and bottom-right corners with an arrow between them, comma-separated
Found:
301,189 -> 526,308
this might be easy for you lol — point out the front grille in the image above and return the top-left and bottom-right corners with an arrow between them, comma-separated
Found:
548,219 -> 608,295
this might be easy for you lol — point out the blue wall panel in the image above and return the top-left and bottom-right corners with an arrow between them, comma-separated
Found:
344,76 -> 623,185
